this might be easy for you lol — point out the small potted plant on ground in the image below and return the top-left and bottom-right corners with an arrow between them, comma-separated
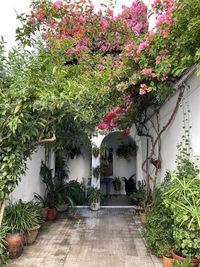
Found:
88,187 -> 101,211
24,201 -> 43,245
34,193 -> 49,220
112,177 -> 122,191
4,200 -> 42,258
4,200 -> 43,252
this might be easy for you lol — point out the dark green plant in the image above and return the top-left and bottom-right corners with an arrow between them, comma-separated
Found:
4,200 -> 43,233
123,174 -> 137,195
0,224 -> 9,267
93,165 -> 101,179
88,187 -> 101,204
116,142 -> 136,160
34,193 -> 49,208
92,144 -> 99,158
144,186 -> 174,258
112,177 -> 122,191
40,162 -> 74,207
130,190 -> 145,205
164,173 -> 200,259
66,180 -> 86,205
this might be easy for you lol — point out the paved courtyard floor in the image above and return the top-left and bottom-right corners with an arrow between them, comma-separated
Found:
9,208 -> 162,267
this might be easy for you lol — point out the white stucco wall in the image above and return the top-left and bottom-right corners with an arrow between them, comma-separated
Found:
11,146 -> 46,203
140,70 -> 200,181
67,147 -> 91,184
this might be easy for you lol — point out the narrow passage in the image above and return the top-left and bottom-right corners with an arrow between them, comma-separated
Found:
9,209 -> 162,267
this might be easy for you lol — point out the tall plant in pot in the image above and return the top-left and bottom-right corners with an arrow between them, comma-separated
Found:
40,162 -> 74,220
88,187 -> 101,211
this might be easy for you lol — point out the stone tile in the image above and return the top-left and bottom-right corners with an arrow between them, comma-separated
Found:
8,209 -> 160,267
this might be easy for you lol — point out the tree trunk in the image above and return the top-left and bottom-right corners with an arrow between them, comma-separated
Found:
0,200 -> 5,227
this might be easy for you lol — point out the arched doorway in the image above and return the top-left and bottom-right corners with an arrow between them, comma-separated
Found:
100,131 -> 137,206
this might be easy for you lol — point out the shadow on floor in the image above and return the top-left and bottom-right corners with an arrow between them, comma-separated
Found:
101,194 -> 132,206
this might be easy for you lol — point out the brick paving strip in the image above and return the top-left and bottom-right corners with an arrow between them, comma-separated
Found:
8,208 -> 162,267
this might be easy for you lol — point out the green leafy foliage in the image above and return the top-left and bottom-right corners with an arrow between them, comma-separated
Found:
66,180 -> 86,205
144,182 -> 174,258
88,187 -> 101,204
164,171 -> 200,258
4,201 -> 43,233
0,224 -> 9,266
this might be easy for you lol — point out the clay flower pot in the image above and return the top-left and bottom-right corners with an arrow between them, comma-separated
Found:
163,256 -> 174,267
47,207 -> 58,221
25,225 -> 40,245
5,233 -> 24,259
172,251 -> 200,266
41,207 -> 48,221
140,212 -> 147,224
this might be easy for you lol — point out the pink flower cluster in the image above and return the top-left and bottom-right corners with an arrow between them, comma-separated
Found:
141,68 -> 157,78
120,0 -> 148,34
139,84 -> 152,95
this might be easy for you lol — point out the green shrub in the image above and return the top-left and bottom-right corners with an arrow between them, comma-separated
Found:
66,180 -> 86,205
164,169 -> 200,259
144,188 -> 174,257
4,200 -> 42,233
0,224 -> 9,266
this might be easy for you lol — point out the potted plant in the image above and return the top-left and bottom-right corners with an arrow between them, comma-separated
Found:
88,187 -> 101,211
164,162 -> 200,266
4,200 -> 42,258
116,142 -> 136,160
92,165 -> 101,179
34,193 -> 49,220
112,177 -> 122,191
92,144 -> 99,158
23,202 -> 43,245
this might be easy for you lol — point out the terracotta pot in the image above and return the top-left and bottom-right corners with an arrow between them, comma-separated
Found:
163,256 -> 174,267
172,251 -> 200,266
24,225 -> 40,245
5,233 -> 24,259
41,207 -> 48,220
47,207 -> 58,221
140,212 -> 147,224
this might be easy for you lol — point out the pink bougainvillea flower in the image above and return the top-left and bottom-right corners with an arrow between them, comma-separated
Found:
139,84 -> 152,95
98,123 -> 108,130
100,17 -> 109,30
142,68 -> 152,75
122,128 -> 130,135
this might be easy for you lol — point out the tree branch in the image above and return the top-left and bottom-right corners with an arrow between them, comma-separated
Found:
35,134 -> 56,146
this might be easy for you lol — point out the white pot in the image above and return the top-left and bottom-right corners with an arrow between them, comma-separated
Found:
90,202 -> 100,211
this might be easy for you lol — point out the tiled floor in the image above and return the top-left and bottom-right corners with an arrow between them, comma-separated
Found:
8,209 -> 162,267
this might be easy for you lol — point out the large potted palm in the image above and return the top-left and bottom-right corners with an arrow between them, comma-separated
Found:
40,161 -> 74,220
